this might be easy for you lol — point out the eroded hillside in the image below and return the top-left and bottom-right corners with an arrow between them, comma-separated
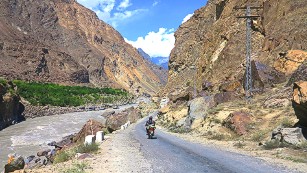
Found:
0,0 -> 165,95
163,0 -> 307,98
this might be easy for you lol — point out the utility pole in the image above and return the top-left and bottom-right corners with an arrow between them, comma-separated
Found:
234,4 -> 263,101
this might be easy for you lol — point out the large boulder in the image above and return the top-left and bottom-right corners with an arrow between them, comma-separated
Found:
253,61 -> 286,86
222,111 -> 252,135
274,50 -> 307,76
292,81 -> 307,126
73,119 -> 105,143
183,96 -> 215,128
272,127 -> 306,145
4,155 -> 25,173
105,107 -> 141,132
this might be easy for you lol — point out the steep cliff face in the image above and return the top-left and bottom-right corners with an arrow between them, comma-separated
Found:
163,0 -> 307,98
0,81 -> 24,130
0,0 -> 164,95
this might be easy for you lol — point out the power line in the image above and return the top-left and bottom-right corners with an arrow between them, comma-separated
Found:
234,4 -> 263,101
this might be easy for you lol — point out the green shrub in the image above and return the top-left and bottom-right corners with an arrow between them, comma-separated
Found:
75,143 -> 99,154
62,162 -> 87,173
13,80 -> 131,107
54,151 -> 71,163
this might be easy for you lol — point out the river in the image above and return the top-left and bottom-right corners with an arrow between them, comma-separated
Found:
0,104 -> 136,171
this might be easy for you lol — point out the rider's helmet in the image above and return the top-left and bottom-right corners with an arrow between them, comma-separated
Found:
149,116 -> 153,120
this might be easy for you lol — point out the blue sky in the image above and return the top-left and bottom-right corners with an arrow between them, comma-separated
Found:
77,0 -> 207,61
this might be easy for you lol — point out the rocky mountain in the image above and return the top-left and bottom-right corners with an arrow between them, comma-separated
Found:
0,0 -> 164,95
162,0 -> 307,99
137,48 -> 168,85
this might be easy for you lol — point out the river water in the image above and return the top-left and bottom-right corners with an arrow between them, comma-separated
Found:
0,104 -> 136,171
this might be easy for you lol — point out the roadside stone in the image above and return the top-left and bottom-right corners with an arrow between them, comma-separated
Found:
222,111 -> 252,135
76,153 -> 93,160
4,155 -> 25,173
272,127 -> 306,145
37,149 -> 51,157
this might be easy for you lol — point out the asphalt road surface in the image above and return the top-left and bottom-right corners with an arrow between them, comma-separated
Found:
132,111 -> 292,173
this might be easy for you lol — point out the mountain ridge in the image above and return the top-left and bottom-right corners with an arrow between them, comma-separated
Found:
0,0 -> 164,95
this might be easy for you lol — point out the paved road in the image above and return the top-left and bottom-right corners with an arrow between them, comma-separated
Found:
132,111 -> 292,173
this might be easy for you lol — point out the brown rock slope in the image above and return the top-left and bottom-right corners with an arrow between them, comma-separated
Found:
163,0 -> 307,98
0,0 -> 164,95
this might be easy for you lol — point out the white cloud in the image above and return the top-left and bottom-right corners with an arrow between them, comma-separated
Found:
125,28 -> 175,57
117,0 -> 132,11
182,13 -> 194,24
77,0 -> 145,28
152,1 -> 158,7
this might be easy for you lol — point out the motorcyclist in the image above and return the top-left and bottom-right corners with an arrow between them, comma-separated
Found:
145,116 -> 155,135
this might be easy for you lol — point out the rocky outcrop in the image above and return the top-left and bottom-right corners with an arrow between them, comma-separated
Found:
274,50 -> 307,76
0,0 -> 164,95
105,107 -> 141,132
292,81 -> 307,127
0,82 -> 24,130
287,60 -> 307,86
163,0 -> 307,100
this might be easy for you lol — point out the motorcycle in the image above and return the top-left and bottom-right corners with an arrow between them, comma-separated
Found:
146,124 -> 156,139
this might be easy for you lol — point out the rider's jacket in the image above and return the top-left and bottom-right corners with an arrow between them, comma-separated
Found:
145,119 -> 155,126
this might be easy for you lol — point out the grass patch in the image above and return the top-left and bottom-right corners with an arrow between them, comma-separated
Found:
75,143 -> 99,154
62,162 -> 87,173
251,130 -> 267,142
0,78 -> 7,85
170,126 -> 191,134
54,150 -> 72,163
263,140 -> 290,150
233,141 -> 246,148
281,118 -> 294,128
210,117 -> 222,124
13,80 -> 132,107
209,133 -> 226,141
54,143 -> 99,164
296,141 -> 307,150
